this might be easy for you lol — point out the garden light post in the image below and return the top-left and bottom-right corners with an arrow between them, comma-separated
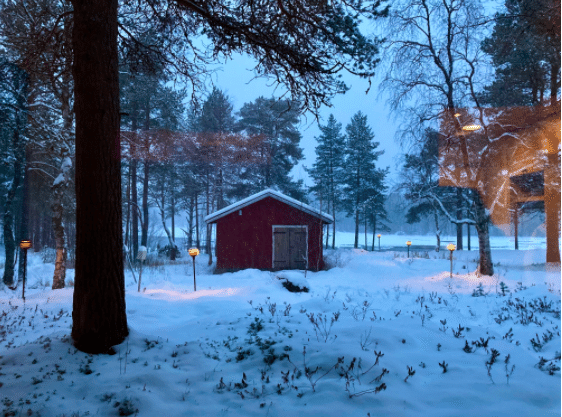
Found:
447,243 -> 456,278
406,241 -> 411,258
377,234 -> 381,251
19,240 -> 32,302
189,248 -> 200,291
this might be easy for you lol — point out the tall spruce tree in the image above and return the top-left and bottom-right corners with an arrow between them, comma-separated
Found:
237,97 -> 306,200
0,61 -> 27,287
342,112 -> 385,248
365,168 -> 389,250
190,88 -> 237,263
308,114 -> 345,248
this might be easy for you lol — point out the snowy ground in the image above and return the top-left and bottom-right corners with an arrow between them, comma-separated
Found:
0,240 -> 560,416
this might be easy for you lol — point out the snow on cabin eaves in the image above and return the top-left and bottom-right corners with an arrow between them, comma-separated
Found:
204,188 -> 334,224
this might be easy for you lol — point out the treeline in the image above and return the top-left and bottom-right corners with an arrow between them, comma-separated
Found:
308,113 -> 389,250
119,68 -> 308,263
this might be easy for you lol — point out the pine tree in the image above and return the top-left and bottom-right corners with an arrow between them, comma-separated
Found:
120,65 -> 186,259
308,114 -> 345,248
197,88 -> 235,134
237,97 -> 306,200
0,61 -> 27,287
479,0 -> 560,106
365,168 -> 389,251
188,88 -> 239,263
342,112 -> 385,249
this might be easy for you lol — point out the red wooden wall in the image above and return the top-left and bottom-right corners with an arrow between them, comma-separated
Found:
213,197 -> 326,271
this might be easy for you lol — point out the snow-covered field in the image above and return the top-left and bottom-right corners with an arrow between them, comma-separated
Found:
332,232 -> 550,251
0,243 -> 560,416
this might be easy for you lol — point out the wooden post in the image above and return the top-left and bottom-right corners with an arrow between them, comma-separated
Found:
22,248 -> 27,302
192,257 -> 196,291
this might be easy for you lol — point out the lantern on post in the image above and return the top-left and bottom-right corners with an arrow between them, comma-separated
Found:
377,234 -> 381,251
137,246 -> 147,292
447,243 -> 456,278
19,240 -> 32,301
189,247 -> 200,291
406,241 -> 412,258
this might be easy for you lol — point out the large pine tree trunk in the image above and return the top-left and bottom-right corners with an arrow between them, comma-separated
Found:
354,208 -> 359,249
473,192 -> 493,276
206,171 -> 213,265
187,195 -> 194,247
141,160 -> 150,247
157,186 -> 177,261
2,66 -> 26,288
332,205 -> 336,249
545,148 -> 561,263
550,61 -> 560,106
124,167 -> 131,249
51,30 -> 73,289
456,188 -> 463,250
364,212 -> 367,249
371,213 -> 376,251
71,0 -> 128,354
2,130 -> 23,287
2,169 -> 20,287
51,156 -> 71,290
325,199 -> 329,248
434,211 -> 441,252
131,158 -> 138,257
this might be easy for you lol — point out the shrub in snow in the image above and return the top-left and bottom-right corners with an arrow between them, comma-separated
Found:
114,397 -> 139,416
499,281 -> 510,296
276,272 -> 310,293
537,354 -> 561,375
472,283 -> 486,297
306,311 -> 340,342
486,348 -> 501,383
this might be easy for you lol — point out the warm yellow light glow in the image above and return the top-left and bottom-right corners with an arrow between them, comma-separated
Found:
188,247 -> 200,257
462,124 -> 482,131
454,113 -> 461,117
377,234 -> 381,238
144,287 -> 241,300
406,241 -> 412,246
447,243 -> 456,251
19,240 -> 32,250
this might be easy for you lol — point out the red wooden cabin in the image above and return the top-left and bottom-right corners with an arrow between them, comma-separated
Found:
205,189 -> 333,272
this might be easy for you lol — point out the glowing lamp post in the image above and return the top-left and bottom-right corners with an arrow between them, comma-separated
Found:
447,243 -> 456,278
377,234 -> 381,251
189,248 -> 200,291
19,240 -> 32,301
406,241 -> 412,258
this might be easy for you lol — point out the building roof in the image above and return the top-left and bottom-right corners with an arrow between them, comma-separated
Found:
204,189 -> 334,224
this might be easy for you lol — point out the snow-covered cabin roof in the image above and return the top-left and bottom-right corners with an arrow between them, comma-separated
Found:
204,189 -> 334,224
